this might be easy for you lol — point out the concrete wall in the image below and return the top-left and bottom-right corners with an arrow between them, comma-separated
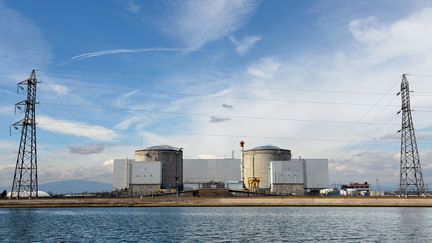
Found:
129,184 -> 160,196
270,160 -> 303,184
304,159 -> 329,189
130,161 -> 161,185
183,158 -> 240,183
271,183 -> 304,195
112,159 -> 134,191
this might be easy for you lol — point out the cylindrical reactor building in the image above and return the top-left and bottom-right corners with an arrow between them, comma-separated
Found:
135,145 -> 183,190
243,145 -> 291,189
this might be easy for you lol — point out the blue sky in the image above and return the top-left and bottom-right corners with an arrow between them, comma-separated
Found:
1,0 -> 432,189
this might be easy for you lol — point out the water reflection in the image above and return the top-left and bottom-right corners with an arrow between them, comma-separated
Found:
0,207 -> 431,241
396,207 -> 432,241
5,209 -> 39,241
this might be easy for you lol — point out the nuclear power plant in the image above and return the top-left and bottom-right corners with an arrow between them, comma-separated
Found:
112,143 -> 329,196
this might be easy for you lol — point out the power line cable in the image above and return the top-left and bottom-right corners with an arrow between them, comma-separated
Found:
318,76 -> 401,157
40,79 -> 114,149
33,122 -> 432,144
38,83 -> 432,108
41,70 -> 432,95
38,106 -> 114,165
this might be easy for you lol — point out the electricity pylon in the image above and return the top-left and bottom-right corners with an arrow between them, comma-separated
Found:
398,74 -> 425,196
10,70 -> 39,198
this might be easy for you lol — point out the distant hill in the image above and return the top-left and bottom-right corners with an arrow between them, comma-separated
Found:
39,179 -> 111,194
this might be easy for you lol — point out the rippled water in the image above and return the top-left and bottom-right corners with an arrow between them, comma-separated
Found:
0,207 -> 431,242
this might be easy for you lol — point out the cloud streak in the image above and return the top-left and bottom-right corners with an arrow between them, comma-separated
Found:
123,0 -> 141,14
230,35 -> 262,55
222,104 -> 233,109
71,48 -> 189,60
209,116 -> 231,123
69,144 -> 106,155
38,115 -> 117,141
247,57 -> 281,80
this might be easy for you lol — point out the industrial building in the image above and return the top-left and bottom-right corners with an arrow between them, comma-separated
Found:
183,158 -> 241,190
135,145 -> 183,190
270,160 -> 304,195
340,182 -> 370,196
112,159 -> 162,195
303,159 -> 329,190
242,145 -> 328,194
243,145 -> 292,189
112,145 -> 183,195
112,144 -> 329,196
269,159 -> 329,195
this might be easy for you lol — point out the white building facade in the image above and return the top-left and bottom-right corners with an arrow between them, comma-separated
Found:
269,159 -> 329,195
112,159 -> 162,195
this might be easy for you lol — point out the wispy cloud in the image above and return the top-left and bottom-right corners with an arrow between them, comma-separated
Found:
123,0 -> 141,14
69,144 -> 106,155
230,35 -> 262,55
48,83 -> 69,95
162,0 -> 260,50
0,106 -> 13,116
247,57 -> 281,80
222,104 -> 233,109
349,7 -> 432,64
38,115 -> 117,141
71,48 -> 189,60
0,1 -> 51,81
209,116 -> 231,123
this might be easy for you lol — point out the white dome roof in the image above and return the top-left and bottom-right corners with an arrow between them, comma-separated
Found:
7,191 -> 50,198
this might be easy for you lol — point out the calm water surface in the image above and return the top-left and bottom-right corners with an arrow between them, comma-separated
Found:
0,207 -> 431,242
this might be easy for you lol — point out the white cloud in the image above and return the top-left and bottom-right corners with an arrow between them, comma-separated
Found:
49,84 -> 68,95
37,115 -> 117,141
230,35 -> 262,55
103,159 -> 114,167
71,48 -> 189,60
162,0 -> 259,50
349,8 -> 432,64
247,57 -> 281,80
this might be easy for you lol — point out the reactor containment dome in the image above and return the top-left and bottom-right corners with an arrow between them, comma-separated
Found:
243,145 -> 291,189
135,145 -> 183,190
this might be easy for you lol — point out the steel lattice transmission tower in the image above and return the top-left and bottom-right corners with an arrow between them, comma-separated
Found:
10,70 -> 39,198
398,74 -> 425,196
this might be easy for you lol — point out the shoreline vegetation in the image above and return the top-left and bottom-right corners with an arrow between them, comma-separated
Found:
1,197 -> 432,208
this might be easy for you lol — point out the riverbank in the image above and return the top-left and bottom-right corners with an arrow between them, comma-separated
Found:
1,196 -> 432,208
